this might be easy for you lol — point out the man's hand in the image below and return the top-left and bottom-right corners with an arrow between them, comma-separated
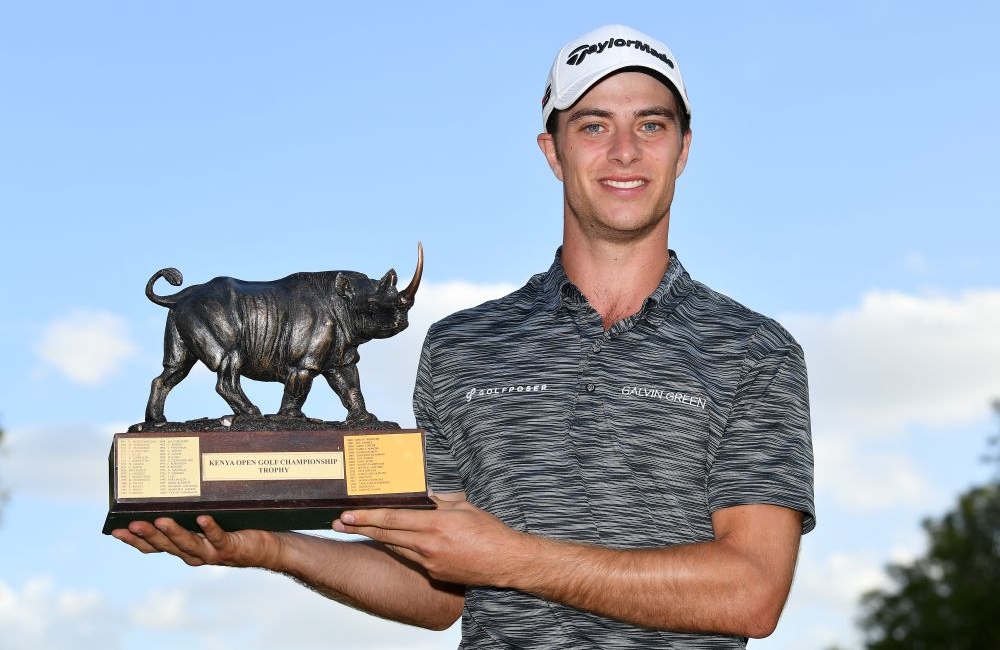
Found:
111,516 -> 285,570
334,495 -> 528,587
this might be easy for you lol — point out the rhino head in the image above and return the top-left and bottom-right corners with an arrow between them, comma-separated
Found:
337,242 -> 424,340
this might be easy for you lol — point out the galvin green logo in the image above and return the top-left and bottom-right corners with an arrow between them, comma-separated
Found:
620,385 -> 707,410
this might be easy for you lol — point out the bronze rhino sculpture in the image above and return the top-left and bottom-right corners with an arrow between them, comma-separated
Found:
143,243 -> 423,426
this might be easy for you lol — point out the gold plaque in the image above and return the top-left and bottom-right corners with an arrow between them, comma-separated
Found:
116,436 -> 201,499
344,432 -> 427,495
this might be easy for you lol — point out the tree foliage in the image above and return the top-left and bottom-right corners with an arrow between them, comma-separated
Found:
858,403 -> 1000,649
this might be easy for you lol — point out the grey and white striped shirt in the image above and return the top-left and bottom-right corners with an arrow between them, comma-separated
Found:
414,250 -> 815,649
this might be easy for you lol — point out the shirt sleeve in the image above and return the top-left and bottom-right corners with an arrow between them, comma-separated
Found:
707,335 -> 816,534
412,327 -> 465,494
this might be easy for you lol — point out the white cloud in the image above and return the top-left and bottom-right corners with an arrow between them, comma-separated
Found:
406,279 -> 519,332
0,570 -> 458,650
814,434 -> 935,512
784,288 -> 1000,436
35,310 -> 137,386
783,288 -> 1000,514
0,423 -> 110,502
0,577 -> 117,650
796,549 -> 889,610
128,587 -> 193,630
183,569 -> 461,649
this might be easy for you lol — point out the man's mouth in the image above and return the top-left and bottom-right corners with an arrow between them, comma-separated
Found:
603,179 -> 646,189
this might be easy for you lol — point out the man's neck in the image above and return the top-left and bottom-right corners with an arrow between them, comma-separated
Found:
561,232 -> 670,330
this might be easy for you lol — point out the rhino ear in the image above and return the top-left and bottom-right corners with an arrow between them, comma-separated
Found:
378,269 -> 398,290
335,274 -> 351,297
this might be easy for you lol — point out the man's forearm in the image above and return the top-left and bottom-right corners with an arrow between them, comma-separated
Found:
271,533 -> 465,630
499,505 -> 801,638
506,537 -> 780,637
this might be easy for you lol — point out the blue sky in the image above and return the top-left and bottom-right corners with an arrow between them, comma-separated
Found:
2,2 -> 999,648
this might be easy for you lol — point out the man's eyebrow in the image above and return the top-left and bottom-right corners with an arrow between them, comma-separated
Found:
565,108 -> 613,124
635,106 -> 678,120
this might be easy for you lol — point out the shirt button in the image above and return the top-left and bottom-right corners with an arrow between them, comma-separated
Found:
586,383 -> 596,393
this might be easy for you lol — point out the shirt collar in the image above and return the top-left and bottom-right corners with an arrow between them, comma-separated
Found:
537,248 -> 690,321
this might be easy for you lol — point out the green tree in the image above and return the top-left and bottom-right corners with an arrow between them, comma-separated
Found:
858,402 -> 1000,649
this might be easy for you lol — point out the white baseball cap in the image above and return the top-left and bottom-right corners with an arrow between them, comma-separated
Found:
541,24 -> 691,131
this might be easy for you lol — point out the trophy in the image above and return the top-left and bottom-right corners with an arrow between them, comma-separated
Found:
102,243 -> 434,534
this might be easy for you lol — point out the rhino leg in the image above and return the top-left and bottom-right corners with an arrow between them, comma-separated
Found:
323,365 -> 375,424
278,368 -> 317,418
215,352 -> 262,417
145,316 -> 198,423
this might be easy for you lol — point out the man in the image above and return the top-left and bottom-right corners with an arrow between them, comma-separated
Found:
114,24 -> 815,648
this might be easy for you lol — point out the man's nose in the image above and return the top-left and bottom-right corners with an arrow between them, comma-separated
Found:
607,129 -> 641,165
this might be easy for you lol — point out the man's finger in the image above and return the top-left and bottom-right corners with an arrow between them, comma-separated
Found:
146,518 -> 214,565
339,507 -> 428,532
110,519 -> 202,565
194,515 -> 229,548
335,515 -> 426,555
111,526 -> 160,554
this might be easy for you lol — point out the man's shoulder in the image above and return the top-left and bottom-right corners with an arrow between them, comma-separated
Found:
678,272 -> 801,357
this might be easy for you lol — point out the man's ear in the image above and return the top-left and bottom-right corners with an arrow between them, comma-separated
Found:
675,129 -> 693,179
537,132 -> 564,182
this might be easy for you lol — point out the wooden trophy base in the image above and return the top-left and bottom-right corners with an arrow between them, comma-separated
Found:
103,427 -> 434,534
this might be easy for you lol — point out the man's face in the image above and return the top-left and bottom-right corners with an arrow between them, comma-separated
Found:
538,71 -> 692,244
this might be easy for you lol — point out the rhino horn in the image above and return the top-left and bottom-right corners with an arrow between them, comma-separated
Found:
399,242 -> 424,306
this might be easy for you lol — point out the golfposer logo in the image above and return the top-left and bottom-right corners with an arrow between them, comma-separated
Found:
465,384 -> 548,402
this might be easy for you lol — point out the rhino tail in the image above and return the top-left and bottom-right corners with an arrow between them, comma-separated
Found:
145,268 -> 185,307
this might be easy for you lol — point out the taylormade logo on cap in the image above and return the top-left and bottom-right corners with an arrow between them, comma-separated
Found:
564,37 -> 675,68
541,24 -> 690,131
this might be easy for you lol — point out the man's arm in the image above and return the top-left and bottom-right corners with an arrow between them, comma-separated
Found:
513,503 -> 802,638
336,499 -> 802,639
111,496 -> 466,631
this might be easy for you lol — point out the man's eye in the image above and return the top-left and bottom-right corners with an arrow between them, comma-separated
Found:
640,122 -> 662,133
584,124 -> 604,134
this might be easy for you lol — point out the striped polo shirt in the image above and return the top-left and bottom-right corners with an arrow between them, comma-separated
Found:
413,250 -> 815,649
